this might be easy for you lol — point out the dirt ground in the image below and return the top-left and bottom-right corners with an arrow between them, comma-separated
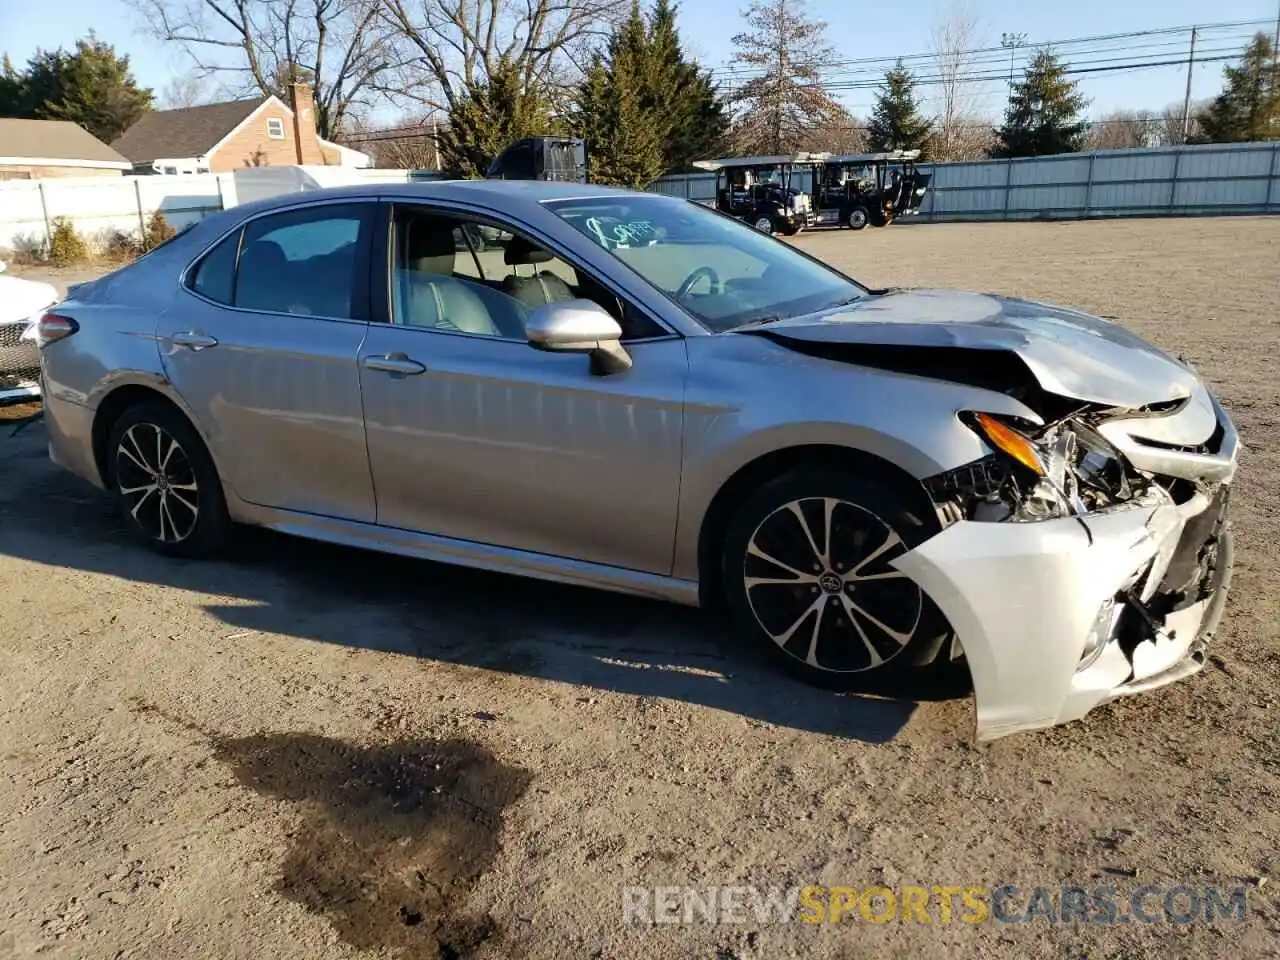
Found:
1,217 -> 1278,959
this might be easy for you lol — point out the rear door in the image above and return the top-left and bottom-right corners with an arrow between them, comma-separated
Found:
158,200 -> 378,522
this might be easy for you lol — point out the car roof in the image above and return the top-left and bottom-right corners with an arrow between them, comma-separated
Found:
232,177 -> 651,217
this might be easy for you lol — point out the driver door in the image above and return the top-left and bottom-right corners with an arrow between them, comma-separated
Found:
358,202 -> 689,575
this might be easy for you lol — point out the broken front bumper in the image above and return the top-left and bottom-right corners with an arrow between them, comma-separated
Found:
893,486 -> 1234,742
0,322 -> 41,403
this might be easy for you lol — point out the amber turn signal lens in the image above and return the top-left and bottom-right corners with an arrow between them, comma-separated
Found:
973,413 -> 1046,476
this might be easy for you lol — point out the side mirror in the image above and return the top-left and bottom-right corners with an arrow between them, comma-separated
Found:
525,298 -> 632,375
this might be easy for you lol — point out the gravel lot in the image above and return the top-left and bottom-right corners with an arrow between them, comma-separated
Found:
2,217 -> 1278,959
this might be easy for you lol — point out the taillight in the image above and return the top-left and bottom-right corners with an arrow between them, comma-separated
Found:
37,312 -> 78,346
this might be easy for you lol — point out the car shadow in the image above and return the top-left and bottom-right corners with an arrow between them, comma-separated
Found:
2,424 -> 927,742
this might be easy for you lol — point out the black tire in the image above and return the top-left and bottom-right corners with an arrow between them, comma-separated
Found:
720,467 -> 955,693
105,401 -> 230,558
846,206 -> 870,230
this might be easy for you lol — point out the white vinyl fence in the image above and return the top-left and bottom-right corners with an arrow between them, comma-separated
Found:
0,167 -> 427,257
649,141 -> 1280,222
0,174 -> 227,256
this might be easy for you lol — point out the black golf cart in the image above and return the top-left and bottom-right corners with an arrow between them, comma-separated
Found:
813,150 -> 931,230
486,136 -> 589,183
692,154 -> 824,236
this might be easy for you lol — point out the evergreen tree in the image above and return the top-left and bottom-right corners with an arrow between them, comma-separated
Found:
645,0 -> 729,170
436,58 -> 557,178
727,0 -> 847,155
992,49 -> 1087,158
569,2 -> 665,187
1196,33 -> 1280,143
866,61 -> 933,156
0,34 -> 152,143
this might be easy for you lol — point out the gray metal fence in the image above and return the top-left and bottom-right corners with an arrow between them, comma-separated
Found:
648,141 -> 1280,222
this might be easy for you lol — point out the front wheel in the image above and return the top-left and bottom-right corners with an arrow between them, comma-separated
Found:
720,468 -> 954,692
751,215 -> 775,235
106,401 -> 231,558
846,206 -> 870,230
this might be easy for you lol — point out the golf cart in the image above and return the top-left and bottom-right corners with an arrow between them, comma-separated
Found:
692,154 -> 824,236
486,136 -> 589,183
813,150 -> 932,230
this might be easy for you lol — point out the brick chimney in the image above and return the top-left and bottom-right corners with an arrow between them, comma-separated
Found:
288,82 -> 324,165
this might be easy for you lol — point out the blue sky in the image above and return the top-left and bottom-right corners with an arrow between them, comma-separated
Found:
1,0 -> 1277,121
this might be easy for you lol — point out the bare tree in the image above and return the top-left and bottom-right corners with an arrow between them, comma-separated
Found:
1156,100 -> 1206,146
803,112 -> 866,153
728,0 -> 847,154
930,120 -> 995,160
131,0 -> 401,138
158,72 -> 211,108
1085,110 -> 1157,150
374,0 -> 618,114
930,0 -> 984,161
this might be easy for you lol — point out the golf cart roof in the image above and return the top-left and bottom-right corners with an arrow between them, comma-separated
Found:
824,149 -> 923,165
692,152 -> 831,171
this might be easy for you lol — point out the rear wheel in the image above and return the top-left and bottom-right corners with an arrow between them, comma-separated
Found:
720,468 -> 953,692
106,401 -> 230,558
846,206 -> 870,230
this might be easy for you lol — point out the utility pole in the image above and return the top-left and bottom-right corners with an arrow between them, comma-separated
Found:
1001,32 -> 1028,92
1181,26 -> 1198,144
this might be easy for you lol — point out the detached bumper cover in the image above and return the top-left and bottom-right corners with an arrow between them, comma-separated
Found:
893,491 -> 1233,741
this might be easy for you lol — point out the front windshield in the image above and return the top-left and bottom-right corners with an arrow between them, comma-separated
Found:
544,195 -> 866,332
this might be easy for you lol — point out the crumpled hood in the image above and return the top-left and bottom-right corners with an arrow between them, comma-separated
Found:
760,289 -> 1200,411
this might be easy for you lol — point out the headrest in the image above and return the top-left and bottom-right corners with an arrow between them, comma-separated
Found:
240,239 -> 287,271
504,235 -> 554,266
404,218 -> 456,276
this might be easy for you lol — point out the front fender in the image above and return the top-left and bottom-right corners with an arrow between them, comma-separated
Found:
671,335 -> 1040,582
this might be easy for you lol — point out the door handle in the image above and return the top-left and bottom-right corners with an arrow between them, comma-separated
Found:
172,331 -> 218,350
362,353 -> 426,376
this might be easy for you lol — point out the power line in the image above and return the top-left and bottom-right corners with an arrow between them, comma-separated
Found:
710,17 -> 1274,79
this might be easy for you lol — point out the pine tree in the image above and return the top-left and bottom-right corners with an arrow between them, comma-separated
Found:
5,34 -> 153,143
569,2 -> 665,187
436,58 -> 557,178
866,61 -> 933,156
727,0 -> 848,155
992,49 -> 1088,158
1196,33 -> 1280,143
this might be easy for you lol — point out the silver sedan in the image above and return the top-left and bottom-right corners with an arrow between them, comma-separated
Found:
36,181 -> 1239,740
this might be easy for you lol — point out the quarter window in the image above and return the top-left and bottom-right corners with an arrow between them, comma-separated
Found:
190,229 -> 240,304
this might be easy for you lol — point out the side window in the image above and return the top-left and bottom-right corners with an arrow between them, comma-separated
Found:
234,204 -> 369,319
389,207 -> 669,343
190,229 -> 241,304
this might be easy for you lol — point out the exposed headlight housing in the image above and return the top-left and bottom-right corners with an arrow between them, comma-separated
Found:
930,411 -> 1140,524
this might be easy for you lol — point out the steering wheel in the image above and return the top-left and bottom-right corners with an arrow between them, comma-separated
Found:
675,266 -> 721,300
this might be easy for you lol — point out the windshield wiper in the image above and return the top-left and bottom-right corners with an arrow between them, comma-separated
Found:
726,315 -> 782,332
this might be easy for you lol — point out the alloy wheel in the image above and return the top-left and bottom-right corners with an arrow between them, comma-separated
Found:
115,422 -> 201,544
742,497 -> 922,673
753,216 -> 774,233
848,209 -> 868,229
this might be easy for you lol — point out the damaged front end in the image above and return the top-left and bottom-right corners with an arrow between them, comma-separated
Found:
900,392 -> 1239,741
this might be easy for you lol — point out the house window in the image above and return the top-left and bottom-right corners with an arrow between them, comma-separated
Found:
266,117 -> 286,139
